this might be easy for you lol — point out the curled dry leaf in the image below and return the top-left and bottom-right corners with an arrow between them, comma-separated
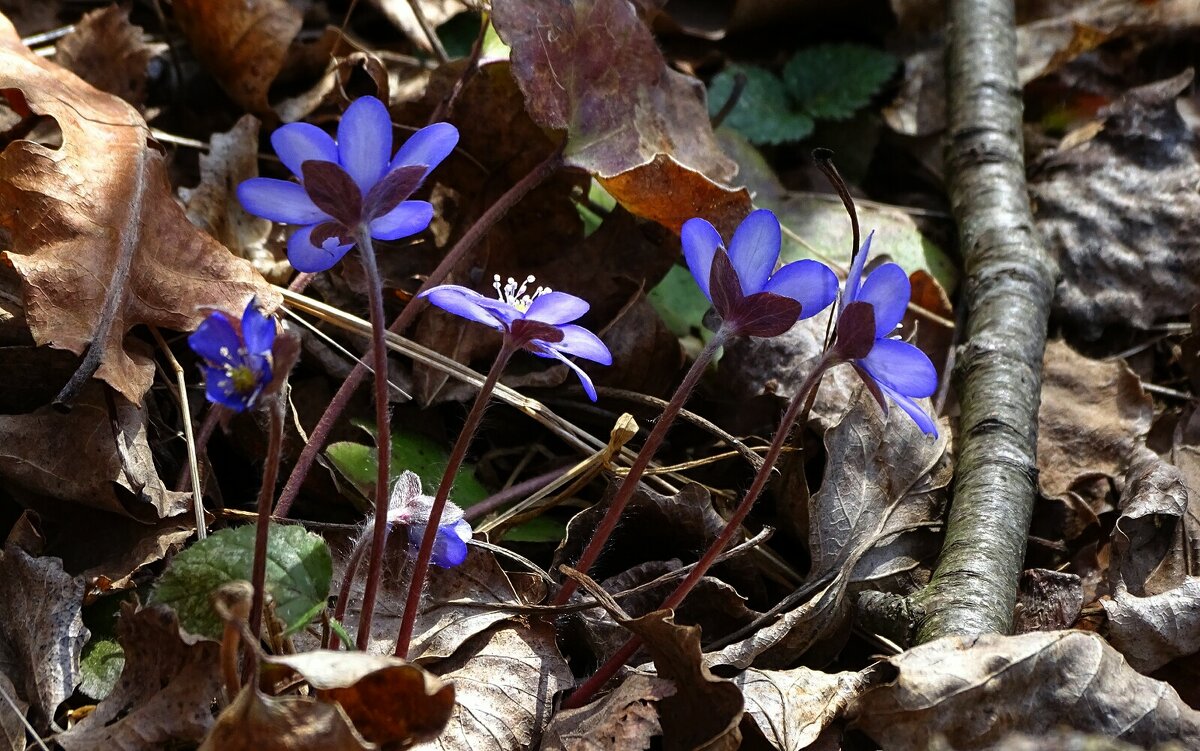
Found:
172,0 -> 302,118
851,631 -> 1200,750
0,384 -> 190,520
1101,454 -> 1200,672
491,0 -> 752,234
1013,568 -> 1083,634
540,673 -> 675,751
1036,341 -> 1152,503
413,623 -> 572,751
56,603 -> 222,751
621,610 -> 743,751
180,115 -> 291,284
1031,71 -> 1200,336
0,547 -> 87,726
734,665 -> 869,751
55,5 -> 154,108
199,686 -> 372,751
269,651 -> 455,747
0,13 -> 276,404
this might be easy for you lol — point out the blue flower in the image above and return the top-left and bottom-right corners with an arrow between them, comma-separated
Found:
682,209 -> 838,337
237,96 -> 459,273
835,231 -> 939,436
420,275 -> 613,401
188,298 -> 276,412
387,471 -> 472,568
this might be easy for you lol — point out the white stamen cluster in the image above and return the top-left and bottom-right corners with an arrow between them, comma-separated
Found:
494,274 -> 551,313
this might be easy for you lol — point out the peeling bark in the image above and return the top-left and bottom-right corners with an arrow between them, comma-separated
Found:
913,0 -> 1057,641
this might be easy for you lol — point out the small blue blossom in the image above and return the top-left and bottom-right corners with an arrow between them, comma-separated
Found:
682,209 -> 838,337
387,471 -> 472,568
237,96 -> 459,273
836,231 -> 939,436
188,298 -> 276,413
420,275 -> 613,401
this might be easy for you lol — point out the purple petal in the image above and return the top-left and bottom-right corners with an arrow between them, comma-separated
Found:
859,337 -> 938,398
237,178 -> 330,225
728,209 -> 780,295
431,523 -> 470,567
337,96 -> 392,193
271,122 -> 338,178
240,299 -> 276,355
544,348 -> 599,401
420,285 -> 509,329
286,224 -> 355,273
840,230 -> 875,313
188,312 -> 240,365
389,122 -> 459,181
857,263 -> 910,338
548,324 -> 611,364
369,200 -> 433,241
764,259 -> 838,319
525,291 -> 589,325
681,217 -> 722,301
878,383 -> 939,437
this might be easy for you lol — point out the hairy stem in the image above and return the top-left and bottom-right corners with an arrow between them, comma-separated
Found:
248,399 -> 286,642
552,331 -> 728,607
564,356 -> 831,708
394,342 -> 517,657
328,533 -> 369,651
354,231 -> 395,650
272,149 -> 562,518
914,0 -> 1056,641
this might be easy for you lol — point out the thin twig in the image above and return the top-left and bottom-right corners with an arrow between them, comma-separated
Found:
149,326 -> 206,539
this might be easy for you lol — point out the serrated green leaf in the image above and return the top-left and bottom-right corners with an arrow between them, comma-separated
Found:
707,64 -> 814,145
326,427 -> 489,508
783,44 -> 897,121
151,524 -> 332,640
79,638 -> 124,701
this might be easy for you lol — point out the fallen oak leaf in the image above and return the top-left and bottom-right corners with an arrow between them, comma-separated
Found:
199,686 -> 373,751
540,673 -> 675,751
491,0 -> 752,235
0,12 -> 277,406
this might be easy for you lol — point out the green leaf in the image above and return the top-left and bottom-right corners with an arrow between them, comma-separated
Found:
707,64 -> 814,145
152,524 -> 332,640
648,264 -> 713,343
437,11 -> 482,60
783,44 -> 897,121
326,426 -> 489,507
79,639 -> 124,701
500,516 -> 565,543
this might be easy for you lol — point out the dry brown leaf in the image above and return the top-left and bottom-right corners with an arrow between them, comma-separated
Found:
1104,579 -> 1200,674
1031,71 -> 1200,336
1037,341 -> 1152,502
368,0 -> 468,54
0,547 -> 87,726
180,115 -> 291,284
1013,568 -> 1082,633
0,672 -> 26,751
55,5 -> 153,108
540,673 -> 674,751
56,603 -> 222,751
270,651 -> 455,747
491,0 -> 752,234
172,0 -> 302,118
622,610 -> 743,751
0,384 -> 190,520
884,0 -> 1200,137
0,13 -> 276,404
852,630 -> 1200,750
199,686 -> 373,751
413,623 -> 572,751
734,666 -> 868,751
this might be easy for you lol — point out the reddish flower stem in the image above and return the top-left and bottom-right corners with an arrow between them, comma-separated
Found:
272,149 -> 562,518
248,398 -> 286,643
551,331 -> 728,607
395,342 -> 517,657
563,355 -> 835,709
328,532 -> 369,651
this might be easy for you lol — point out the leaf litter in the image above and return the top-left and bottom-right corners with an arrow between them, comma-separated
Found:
1,1 -> 1200,749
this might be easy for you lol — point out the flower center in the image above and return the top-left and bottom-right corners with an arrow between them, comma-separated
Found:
494,274 -> 551,313
223,362 -> 260,395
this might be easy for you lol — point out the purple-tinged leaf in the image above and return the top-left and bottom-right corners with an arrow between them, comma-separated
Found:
511,319 -> 566,347
709,249 -> 745,326
727,292 -> 802,339
363,164 -> 427,220
310,221 -> 354,249
301,161 -> 362,228
835,301 -> 877,360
